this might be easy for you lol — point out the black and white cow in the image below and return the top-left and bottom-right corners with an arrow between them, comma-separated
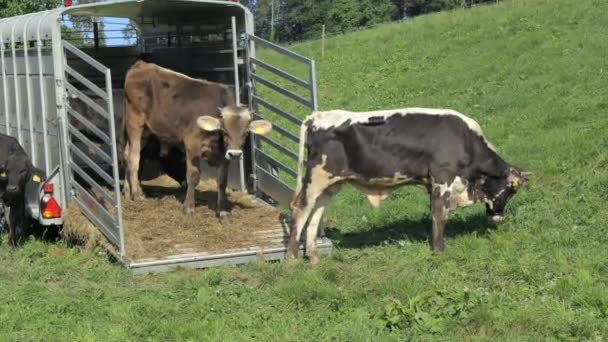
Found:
0,133 -> 45,246
287,108 -> 531,264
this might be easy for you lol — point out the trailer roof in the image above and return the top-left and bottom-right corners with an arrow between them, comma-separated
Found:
0,0 -> 250,44
67,0 -> 248,21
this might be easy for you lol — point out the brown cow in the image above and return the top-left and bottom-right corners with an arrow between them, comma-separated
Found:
121,61 -> 273,222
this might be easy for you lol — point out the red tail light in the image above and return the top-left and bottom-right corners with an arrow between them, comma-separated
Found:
64,0 -> 73,7
41,183 -> 61,219
43,183 -> 53,194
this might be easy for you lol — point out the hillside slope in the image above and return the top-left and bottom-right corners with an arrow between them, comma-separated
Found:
1,0 -> 607,340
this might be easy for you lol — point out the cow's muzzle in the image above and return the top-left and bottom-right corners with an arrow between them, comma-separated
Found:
489,215 -> 505,225
6,184 -> 18,194
225,149 -> 243,160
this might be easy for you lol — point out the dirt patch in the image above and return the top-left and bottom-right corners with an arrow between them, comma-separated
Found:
63,175 -> 287,262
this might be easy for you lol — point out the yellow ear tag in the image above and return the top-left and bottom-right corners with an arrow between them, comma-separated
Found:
0,171 -> 5,178
512,178 -> 519,187
33,174 -> 41,182
203,124 -> 213,131
254,127 -> 265,134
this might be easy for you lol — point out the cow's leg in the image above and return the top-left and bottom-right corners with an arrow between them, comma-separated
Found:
7,203 -> 27,247
304,186 -> 338,265
430,182 -> 451,254
287,166 -> 338,263
183,142 -> 201,215
286,198 -> 315,262
121,140 -> 131,196
216,158 -> 231,224
125,125 -> 145,201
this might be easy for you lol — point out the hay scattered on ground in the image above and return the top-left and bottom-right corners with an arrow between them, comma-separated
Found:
63,175 -> 287,262
62,204 -> 119,256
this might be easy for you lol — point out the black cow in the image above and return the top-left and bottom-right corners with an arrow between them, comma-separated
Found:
287,108 -> 531,264
0,133 -> 44,246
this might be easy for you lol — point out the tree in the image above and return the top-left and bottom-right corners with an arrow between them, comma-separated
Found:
284,0 -> 331,41
0,0 -> 61,18
327,0 -> 395,34
66,0 -> 106,47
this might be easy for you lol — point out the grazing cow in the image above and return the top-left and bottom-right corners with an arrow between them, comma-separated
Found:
0,133 -> 45,245
288,108 -> 531,264
122,60 -> 273,221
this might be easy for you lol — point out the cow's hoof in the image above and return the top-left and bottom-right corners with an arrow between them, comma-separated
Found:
183,206 -> 195,215
432,249 -> 444,256
131,191 -> 145,201
285,251 -> 298,262
218,211 -> 231,225
308,255 -> 320,266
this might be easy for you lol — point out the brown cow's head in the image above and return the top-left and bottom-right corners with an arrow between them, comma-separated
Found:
197,106 -> 273,160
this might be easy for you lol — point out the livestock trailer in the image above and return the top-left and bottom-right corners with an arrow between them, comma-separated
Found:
0,0 -> 331,273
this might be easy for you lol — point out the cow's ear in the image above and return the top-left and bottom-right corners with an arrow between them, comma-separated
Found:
519,170 -> 532,187
197,116 -> 222,132
508,167 -> 531,188
249,120 -> 273,135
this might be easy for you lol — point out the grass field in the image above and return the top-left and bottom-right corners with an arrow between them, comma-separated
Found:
2,0 -> 608,339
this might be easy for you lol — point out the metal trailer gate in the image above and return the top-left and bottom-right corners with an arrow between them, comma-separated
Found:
0,0 -> 331,274
62,39 -> 125,255
245,34 -> 319,207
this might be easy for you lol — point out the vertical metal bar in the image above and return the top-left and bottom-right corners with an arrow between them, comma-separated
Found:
52,16 -> 71,206
321,25 -> 325,57
310,60 -> 318,111
10,21 -> 23,143
93,21 -> 99,50
245,35 -> 258,194
36,15 -> 51,173
238,155 -> 246,192
24,15 -> 38,163
231,16 -> 240,106
231,16 -> 245,192
0,32 -> 10,135
105,69 -> 125,258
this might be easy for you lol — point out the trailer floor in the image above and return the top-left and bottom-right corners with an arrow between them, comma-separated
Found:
63,175 -> 331,273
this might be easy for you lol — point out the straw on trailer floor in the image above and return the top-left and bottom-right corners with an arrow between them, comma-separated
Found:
122,176 -> 285,261
63,175 -> 288,262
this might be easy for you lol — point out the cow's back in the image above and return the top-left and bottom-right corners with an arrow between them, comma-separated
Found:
307,111 -> 500,181
0,134 -> 25,163
124,61 -> 235,141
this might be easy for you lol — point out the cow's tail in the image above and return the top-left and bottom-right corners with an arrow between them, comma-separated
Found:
294,116 -> 309,196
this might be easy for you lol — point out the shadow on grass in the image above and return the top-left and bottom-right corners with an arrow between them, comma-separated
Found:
326,213 -> 493,250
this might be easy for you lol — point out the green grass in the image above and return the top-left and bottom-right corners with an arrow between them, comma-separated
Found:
2,0 -> 608,339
